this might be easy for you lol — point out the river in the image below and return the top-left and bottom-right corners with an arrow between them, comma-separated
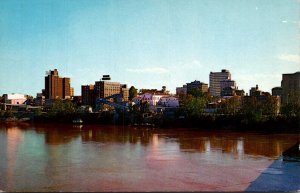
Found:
0,123 -> 299,191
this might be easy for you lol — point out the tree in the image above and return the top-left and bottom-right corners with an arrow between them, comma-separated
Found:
241,96 -> 262,122
182,94 -> 207,118
129,86 -> 138,101
219,96 -> 241,115
51,100 -> 77,116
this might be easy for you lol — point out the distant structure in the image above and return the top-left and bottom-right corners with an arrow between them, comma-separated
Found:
220,79 -> 236,97
249,84 -> 262,97
44,69 -> 73,99
176,80 -> 208,96
3,93 -> 26,105
176,85 -> 187,95
209,69 -> 231,96
81,75 -> 129,107
271,87 -> 283,97
186,80 -> 208,94
281,72 -> 300,104
81,84 -> 95,106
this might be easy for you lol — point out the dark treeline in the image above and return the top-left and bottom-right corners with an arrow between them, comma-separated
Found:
2,90 -> 300,132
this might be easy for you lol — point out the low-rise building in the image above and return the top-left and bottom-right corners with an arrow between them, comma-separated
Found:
3,93 -> 27,105
157,96 -> 179,107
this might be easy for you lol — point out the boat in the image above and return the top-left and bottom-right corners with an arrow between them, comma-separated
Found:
72,118 -> 83,124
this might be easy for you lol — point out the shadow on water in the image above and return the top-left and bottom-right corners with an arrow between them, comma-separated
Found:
283,142 -> 300,162
246,142 -> 300,192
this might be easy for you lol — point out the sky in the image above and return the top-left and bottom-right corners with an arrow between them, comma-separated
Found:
0,0 -> 299,96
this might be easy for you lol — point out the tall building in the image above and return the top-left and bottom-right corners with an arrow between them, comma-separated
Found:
81,85 -> 95,106
209,69 -> 231,96
281,72 -> 300,104
82,75 -> 129,105
249,85 -> 262,96
45,69 -> 72,99
186,80 -> 208,94
271,87 -> 283,97
176,85 -> 187,95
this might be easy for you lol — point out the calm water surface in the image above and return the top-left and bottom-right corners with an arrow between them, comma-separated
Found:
0,123 -> 299,191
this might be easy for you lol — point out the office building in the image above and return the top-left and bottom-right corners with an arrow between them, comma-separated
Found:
281,72 -> 300,104
176,85 -> 187,95
249,85 -> 262,97
44,69 -> 72,99
81,85 -> 95,106
186,80 -> 208,94
83,75 -> 129,105
209,69 -> 231,96
272,87 -> 283,98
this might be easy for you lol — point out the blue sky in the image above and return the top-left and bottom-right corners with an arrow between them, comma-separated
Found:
0,0 -> 299,96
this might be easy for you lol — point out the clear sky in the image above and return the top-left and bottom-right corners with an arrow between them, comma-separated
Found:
0,0 -> 299,96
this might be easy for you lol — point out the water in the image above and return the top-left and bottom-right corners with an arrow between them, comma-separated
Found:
0,123 -> 299,191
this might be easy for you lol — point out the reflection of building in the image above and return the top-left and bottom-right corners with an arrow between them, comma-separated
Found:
44,69 -> 72,99
209,69 -> 231,96
281,72 -> 300,104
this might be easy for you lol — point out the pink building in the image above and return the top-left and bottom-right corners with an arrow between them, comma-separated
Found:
3,93 -> 27,105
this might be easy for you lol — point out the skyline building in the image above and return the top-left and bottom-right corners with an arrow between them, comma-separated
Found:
186,80 -> 208,94
209,69 -> 231,97
281,72 -> 300,104
44,69 -> 72,99
81,75 -> 129,107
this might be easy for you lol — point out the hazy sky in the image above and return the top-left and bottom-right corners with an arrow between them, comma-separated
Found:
0,0 -> 299,96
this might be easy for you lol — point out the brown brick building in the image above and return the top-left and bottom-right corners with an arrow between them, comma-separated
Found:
45,69 -> 72,99
81,75 -> 129,106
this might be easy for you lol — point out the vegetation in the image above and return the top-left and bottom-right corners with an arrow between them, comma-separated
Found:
129,86 -> 138,101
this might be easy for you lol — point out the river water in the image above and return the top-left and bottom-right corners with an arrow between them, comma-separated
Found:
0,123 -> 299,191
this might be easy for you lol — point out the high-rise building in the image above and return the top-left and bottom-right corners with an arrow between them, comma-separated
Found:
186,80 -> 208,94
281,72 -> 300,104
82,75 -> 129,105
45,69 -> 72,99
209,69 -> 231,96
81,85 -> 95,106
271,87 -> 283,97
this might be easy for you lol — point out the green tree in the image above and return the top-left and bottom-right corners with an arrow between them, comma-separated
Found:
129,86 -> 138,101
241,96 -> 262,122
182,94 -> 207,118
51,100 -> 77,116
219,96 -> 241,115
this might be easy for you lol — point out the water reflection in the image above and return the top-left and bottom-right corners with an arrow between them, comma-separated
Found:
0,124 -> 299,191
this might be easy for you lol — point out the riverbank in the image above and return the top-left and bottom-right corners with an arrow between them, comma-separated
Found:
1,112 -> 299,134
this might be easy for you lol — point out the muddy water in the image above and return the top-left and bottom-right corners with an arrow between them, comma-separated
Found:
0,123 -> 298,191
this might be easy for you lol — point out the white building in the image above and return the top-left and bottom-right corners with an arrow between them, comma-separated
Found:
133,93 -> 168,106
209,69 -> 231,97
3,93 -> 27,105
157,96 -> 179,107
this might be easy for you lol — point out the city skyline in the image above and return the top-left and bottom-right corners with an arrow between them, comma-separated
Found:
0,0 -> 299,96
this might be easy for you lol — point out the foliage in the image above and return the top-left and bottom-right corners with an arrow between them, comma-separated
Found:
182,94 -> 207,118
240,97 -> 262,122
218,96 -> 241,115
50,100 -> 77,116
129,86 -> 138,101
281,102 -> 300,117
